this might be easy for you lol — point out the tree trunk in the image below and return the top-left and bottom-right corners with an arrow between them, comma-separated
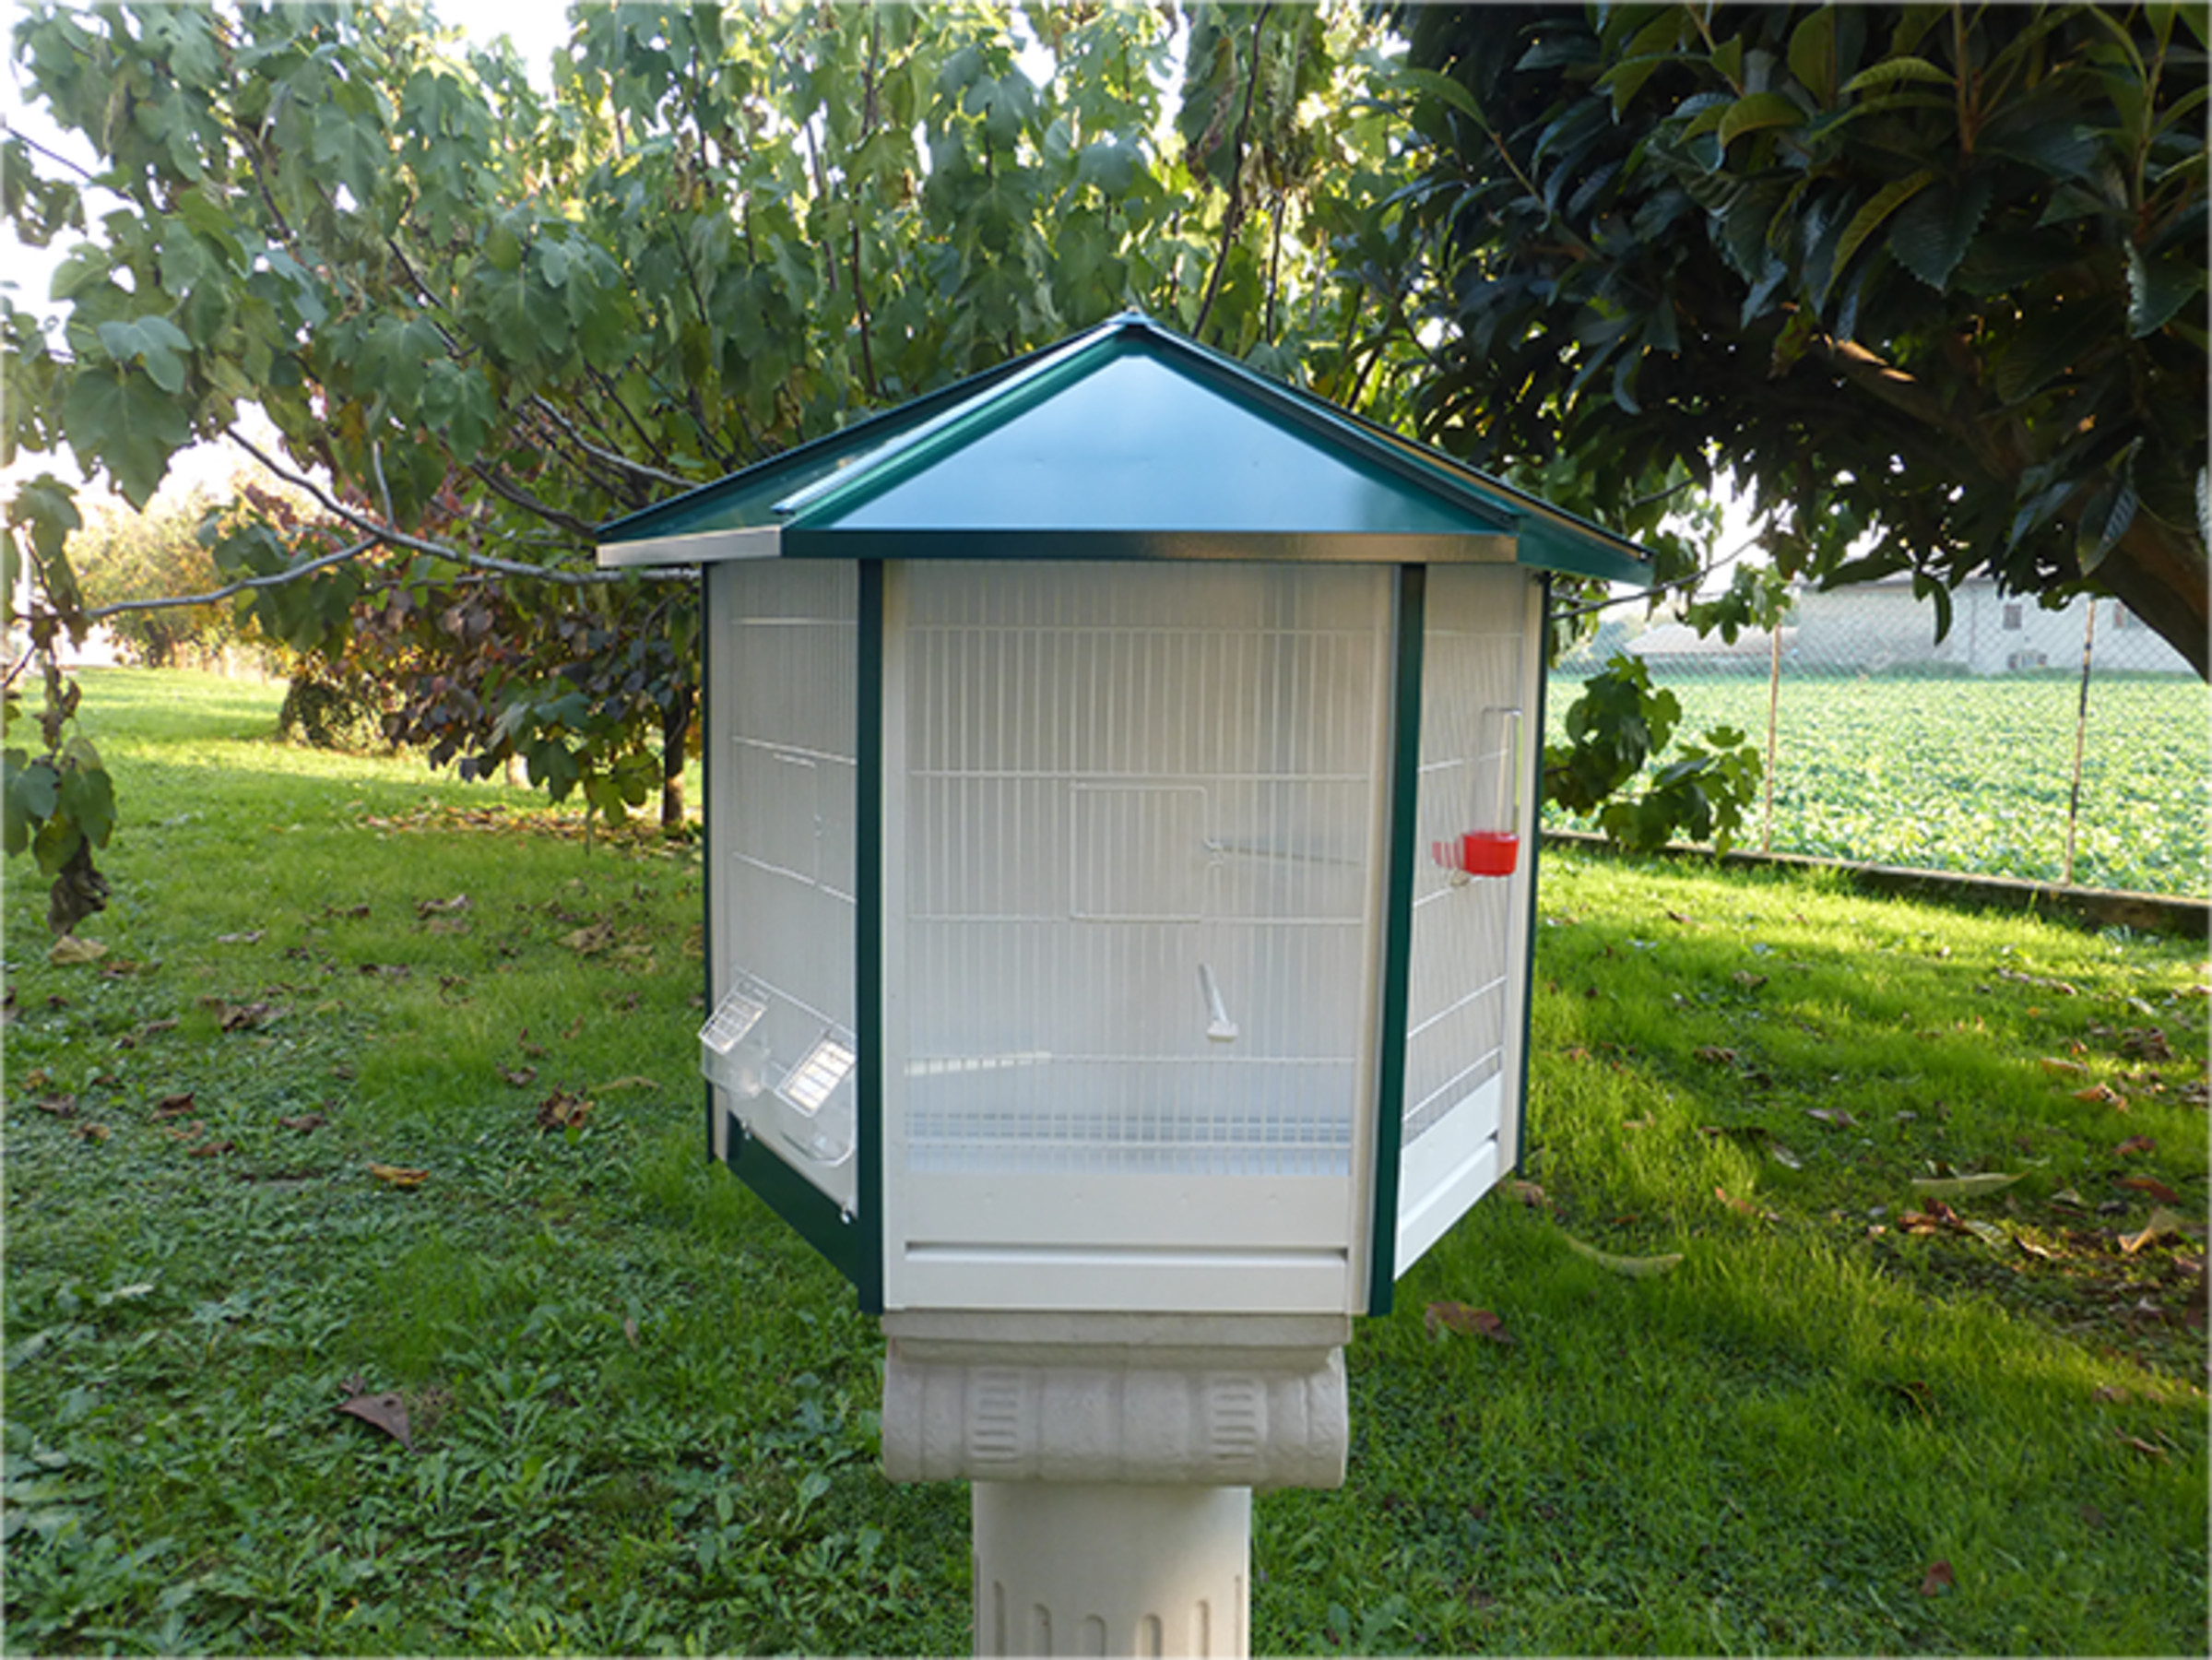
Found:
2093,517 -> 2209,680
660,683 -> 694,829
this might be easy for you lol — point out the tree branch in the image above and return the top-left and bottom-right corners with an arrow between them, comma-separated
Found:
223,427 -> 676,586
465,460 -> 604,540
79,536 -> 382,621
1192,4 -> 1273,343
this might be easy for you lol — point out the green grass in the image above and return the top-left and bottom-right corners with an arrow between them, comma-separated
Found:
5,669 -> 2206,1654
1544,670 -> 2210,897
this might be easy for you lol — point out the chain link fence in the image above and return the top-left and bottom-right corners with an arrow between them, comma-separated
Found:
1545,580 -> 2209,900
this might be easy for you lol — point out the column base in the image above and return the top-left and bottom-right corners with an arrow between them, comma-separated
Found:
971,1480 -> 1250,1658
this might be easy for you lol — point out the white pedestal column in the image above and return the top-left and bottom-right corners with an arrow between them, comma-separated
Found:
880,1312 -> 1350,1660
972,1480 -> 1250,1658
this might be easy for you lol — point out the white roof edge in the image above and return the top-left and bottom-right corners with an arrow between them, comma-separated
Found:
595,526 -> 784,568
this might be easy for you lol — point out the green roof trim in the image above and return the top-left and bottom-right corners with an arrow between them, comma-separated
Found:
596,313 -> 1650,584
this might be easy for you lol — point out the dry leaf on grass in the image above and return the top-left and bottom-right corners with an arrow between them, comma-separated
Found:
1919,1560 -> 1955,1596
335,1390 -> 414,1451
368,1163 -> 430,1188
48,936 -> 107,966
73,1122 -> 111,1143
277,1112 -> 328,1132
2120,1206 -> 2191,1253
1425,1301 -> 1515,1342
535,1090 -> 593,1132
2119,1174 -> 2183,1204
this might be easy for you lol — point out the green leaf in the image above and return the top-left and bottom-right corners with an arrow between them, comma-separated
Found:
1830,170 -> 1934,285
1887,175 -> 1994,291
1840,56 -> 1953,95
94,315 -> 192,395
2125,244 -> 2206,337
1787,7 -> 1838,102
1393,65 -> 1486,128
4,753 -> 59,856
61,368 -> 191,509
1717,91 -> 1804,149
8,476 -> 81,563
56,762 -> 115,848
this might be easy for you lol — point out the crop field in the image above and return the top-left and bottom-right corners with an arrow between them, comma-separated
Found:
1544,671 -> 2208,896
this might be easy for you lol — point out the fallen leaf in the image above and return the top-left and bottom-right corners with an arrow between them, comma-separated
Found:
2073,1083 -> 2125,1107
2113,1135 -> 2157,1156
2038,1057 -> 2087,1076
623,1316 -> 640,1349
1732,971 -> 1768,990
415,895 -> 471,917
2119,1175 -> 2183,1204
1665,909 -> 1692,924
1562,1233 -> 1686,1276
1696,1046 -> 1738,1065
48,936 -> 107,966
499,1065 -> 538,1088
1919,1560 -> 1955,1596
153,1092 -> 197,1119
1958,1218 -> 2009,1248
214,930 -> 265,945
2119,1207 -> 2190,1254
335,1390 -> 415,1451
1910,1172 -> 2023,1200
278,1113 -> 329,1132
593,1074 -> 658,1093
1425,1301 -> 1515,1343
1768,1144 -> 1803,1170
2113,1431 -> 2167,1461
536,1090 -> 593,1132
1621,1114 -> 1656,1131
1511,1180 -> 1548,1209
73,1122 -> 111,1144
33,1095 -> 77,1117
1805,1108 -> 1859,1130
218,1001 -> 281,1033
368,1163 -> 431,1188
2118,1027 -> 2172,1061
187,1140 -> 238,1157
420,919 -> 471,936
562,923 -> 616,954
1560,1046 -> 1591,1062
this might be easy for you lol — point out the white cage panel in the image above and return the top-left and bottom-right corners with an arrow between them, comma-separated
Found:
703,561 -> 860,1209
1396,565 -> 1537,1273
897,562 -> 1390,1184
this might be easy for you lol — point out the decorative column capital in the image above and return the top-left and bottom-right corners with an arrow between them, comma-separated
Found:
880,1311 -> 1351,1490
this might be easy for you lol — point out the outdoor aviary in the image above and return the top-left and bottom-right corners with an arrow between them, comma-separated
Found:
3,2 -> 2204,1655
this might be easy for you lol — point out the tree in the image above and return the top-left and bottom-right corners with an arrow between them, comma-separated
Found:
1383,2 -> 2207,676
4,1 -> 1393,931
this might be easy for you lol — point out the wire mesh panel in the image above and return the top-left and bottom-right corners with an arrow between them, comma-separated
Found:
897,562 -> 1390,1182
699,561 -> 860,1209
1397,565 -> 1536,1273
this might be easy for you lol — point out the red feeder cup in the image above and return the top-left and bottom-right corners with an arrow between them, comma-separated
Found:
1433,831 -> 1520,876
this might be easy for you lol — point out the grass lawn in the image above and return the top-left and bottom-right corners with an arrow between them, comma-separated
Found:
4,668 -> 2206,1655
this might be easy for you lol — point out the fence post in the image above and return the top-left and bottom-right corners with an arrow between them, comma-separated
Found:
1760,621 -> 1781,854
2062,599 -> 2098,887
